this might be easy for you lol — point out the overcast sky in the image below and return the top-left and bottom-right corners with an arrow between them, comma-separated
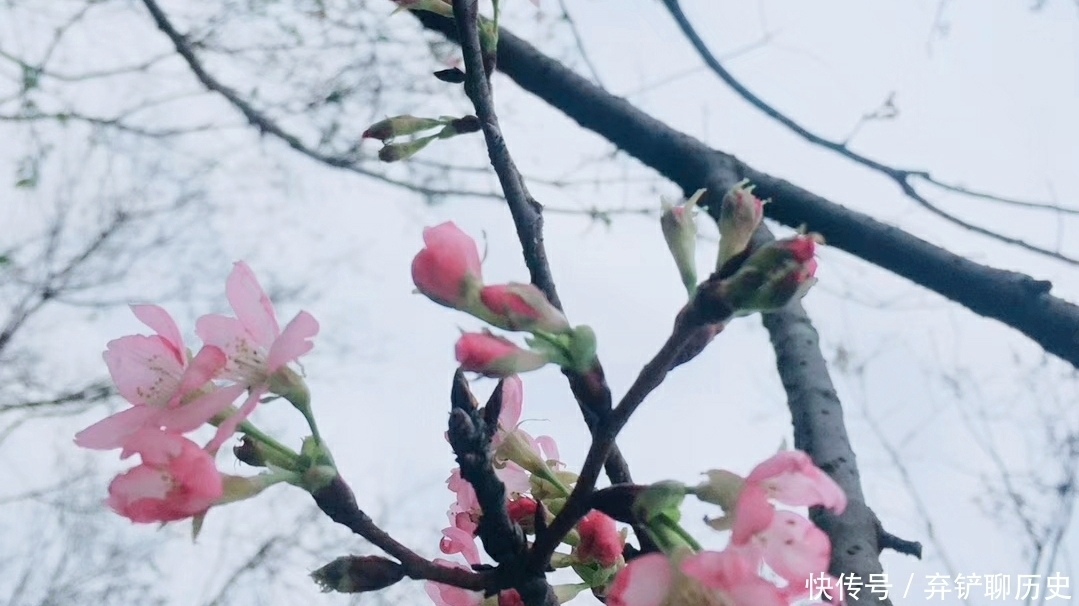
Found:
4,1 -> 1079,604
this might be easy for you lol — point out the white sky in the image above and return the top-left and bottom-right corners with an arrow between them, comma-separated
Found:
4,1 -> 1079,604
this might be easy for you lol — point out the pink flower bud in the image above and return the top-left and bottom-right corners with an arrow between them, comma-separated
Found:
720,234 -> 821,314
454,332 -> 549,377
575,510 -> 623,567
717,180 -> 765,268
507,496 -> 539,532
106,428 -> 223,523
412,222 -> 483,310
480,283 -> 570,333
660,189 -> 704,294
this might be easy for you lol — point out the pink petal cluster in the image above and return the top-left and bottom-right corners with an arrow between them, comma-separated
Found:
74,262 -> 318,524
609,451 -> 846,606
106,428 -> 223,522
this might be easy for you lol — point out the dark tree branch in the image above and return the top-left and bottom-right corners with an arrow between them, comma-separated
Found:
137,0 -> 503,202
529,313 -> 703,571
447,0 -> 634,492
661,0 -> 1079,264
310,474 -> 493,591
447,372 -> 526,565
416,12 -> 1079,369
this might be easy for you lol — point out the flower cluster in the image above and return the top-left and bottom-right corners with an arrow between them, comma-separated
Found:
74,262 -> 318,525
609,450 -> 846,606
411,222 -> 596,377
427,375 -> 616,606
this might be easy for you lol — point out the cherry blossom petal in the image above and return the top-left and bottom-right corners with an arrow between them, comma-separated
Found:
131,304 -> 184,364
447,468 -> 479,511
104,335 -> 184,408
495,461 -> 532,495
745,450 -> 846,513
175,346 -> 227,396
439,526 -> 481,565
266,311 -> 319,371
730,483 -> 774,545
498,375 -> 523,431
607,553 -> 673,606
756,511 -> 831,585
424,559 -> 483,606
205,387 -> 266,454
74,405 -> 158,450
158,383 -> 247,434
225,261 -> 279,347
534,435 -> 560,464
194,314 -> 251,362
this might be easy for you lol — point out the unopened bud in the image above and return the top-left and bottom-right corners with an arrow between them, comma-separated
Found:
311,555 -> 405,593
717,179 -> 765,269
661,189 -> 705,295
362,115 -> 444,142
480,283 -> 571,334
508,496 -> 540,533
575,510 -> 624,567
455,331 -> 550,378
632,480 -> 687,525
389,0 -> 453,17
722,234 -> 820,314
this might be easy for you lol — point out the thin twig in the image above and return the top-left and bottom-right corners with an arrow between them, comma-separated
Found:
660,0 -> 1079,265
447,0 -> 634,490
138,0 -> 503,202
529,312 -> 702,570
310,474 -> 492,591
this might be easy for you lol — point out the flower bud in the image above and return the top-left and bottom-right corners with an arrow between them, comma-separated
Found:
311,555 -> 406,593
455,332 -> 550,377
362,115 -> 444,142
377,136 -> 437,162
716,179 -> 765,269
480,283 -> 571,334
721,234 -> 820,314
412,222 -> 484,310
575,510 -> 624,567
507,496 -> 540,533
389,0 -> 453,17
660,189 -> 705,295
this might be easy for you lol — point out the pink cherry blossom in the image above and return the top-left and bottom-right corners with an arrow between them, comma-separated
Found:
106,428 -> 223,523
744,450 -> 846,513
412,222 -> 483,310
607,553 -> 673,606
455,332 -> 548,377
75,305 -> 240,451
195,261 -> 318,448
425,560 -> 483,606
576,510 -> 623,567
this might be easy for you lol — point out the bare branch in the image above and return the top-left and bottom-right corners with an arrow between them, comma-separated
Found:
659,0 -> 1079,264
